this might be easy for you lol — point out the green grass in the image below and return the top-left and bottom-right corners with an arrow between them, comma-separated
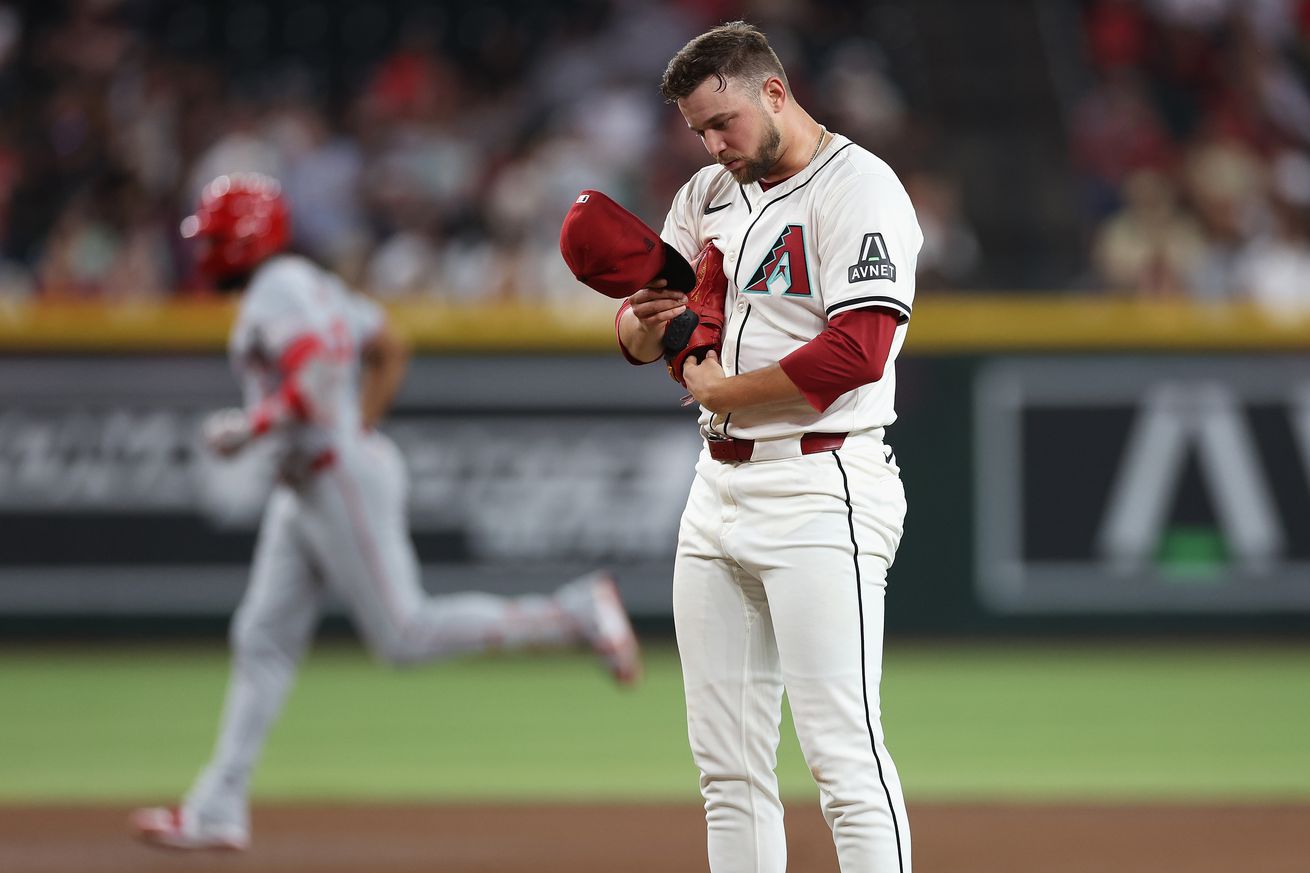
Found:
1,641 -> 1307,803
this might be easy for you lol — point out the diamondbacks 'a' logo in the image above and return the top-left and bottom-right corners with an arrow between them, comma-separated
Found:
849,233 -> 896,282
744,225 -> 812,297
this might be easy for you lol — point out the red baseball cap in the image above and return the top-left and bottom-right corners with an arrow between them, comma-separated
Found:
559,190 -> 696,298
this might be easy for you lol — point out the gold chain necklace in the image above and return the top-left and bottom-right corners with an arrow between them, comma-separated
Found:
807,126 -> 827,166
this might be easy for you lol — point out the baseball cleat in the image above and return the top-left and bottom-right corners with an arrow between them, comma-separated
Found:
130,806 -> 249,852
558,571 -> 644,687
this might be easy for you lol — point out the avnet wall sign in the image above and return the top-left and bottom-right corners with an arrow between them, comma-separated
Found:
975,358 -> 1310,613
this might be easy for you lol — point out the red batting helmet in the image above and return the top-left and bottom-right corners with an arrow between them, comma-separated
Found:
181,173 -> 290,280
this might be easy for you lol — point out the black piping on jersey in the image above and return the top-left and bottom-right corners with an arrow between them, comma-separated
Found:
832,451 -> 907,873
738,184 -> 753,213
717,301 -> 752,438
732,142 -> 856,288
827,295 -> 912,322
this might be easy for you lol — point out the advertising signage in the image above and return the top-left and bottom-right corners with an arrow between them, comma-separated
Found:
975,358 -> 1310,613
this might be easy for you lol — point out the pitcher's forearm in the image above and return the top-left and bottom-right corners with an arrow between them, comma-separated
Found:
618,309 -> 666,364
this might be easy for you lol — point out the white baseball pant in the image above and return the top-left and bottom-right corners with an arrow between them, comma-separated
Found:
185,431 -> 575,830
673,430 -> 911,873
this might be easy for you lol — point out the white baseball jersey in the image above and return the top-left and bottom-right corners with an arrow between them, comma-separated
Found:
229,254 -> 382,478
661,133 -> 922,439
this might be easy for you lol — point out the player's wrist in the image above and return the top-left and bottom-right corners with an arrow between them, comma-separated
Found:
249,407 -> 272,436
618,310 -> 666,364
696,382 -> 724,413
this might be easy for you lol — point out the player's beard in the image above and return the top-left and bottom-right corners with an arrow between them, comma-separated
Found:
722,114 -> 783,185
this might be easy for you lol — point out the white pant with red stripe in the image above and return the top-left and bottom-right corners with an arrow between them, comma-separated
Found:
185,431 -> 574,831
673,433 -> 911,873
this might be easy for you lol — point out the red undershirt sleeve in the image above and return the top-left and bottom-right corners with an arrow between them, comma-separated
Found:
249,333 -> 327,433
779,308 -> 900,412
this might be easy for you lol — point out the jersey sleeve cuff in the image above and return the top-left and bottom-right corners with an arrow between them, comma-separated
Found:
778,354 -> 841,412
825,295 -> 912,324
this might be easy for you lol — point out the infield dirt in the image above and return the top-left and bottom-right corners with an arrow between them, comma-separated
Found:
1,802 -> 1305,872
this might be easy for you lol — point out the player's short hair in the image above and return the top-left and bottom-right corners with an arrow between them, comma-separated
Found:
659,21 -> 789,103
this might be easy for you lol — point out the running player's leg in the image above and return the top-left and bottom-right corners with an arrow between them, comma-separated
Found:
745,449 -> 911,873
675,465 -> 787,873
184,487 -> 323,835
304,438 -> 584,665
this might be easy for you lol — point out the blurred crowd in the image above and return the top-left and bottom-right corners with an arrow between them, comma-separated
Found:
1077,0 -> 1310,314
0,0 -> 979,303
2,0 -> 1306,307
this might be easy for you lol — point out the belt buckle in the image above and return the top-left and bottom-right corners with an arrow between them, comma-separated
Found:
707,435 -> 750,463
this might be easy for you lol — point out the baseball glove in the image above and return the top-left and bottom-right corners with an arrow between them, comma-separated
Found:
663,241 -> 728,387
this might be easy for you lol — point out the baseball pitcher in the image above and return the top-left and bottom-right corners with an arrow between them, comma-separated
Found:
566,22 -> 922,873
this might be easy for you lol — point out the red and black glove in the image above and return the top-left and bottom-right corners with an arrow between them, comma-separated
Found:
662,242 -> 727,387
557,189 -> 727,387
